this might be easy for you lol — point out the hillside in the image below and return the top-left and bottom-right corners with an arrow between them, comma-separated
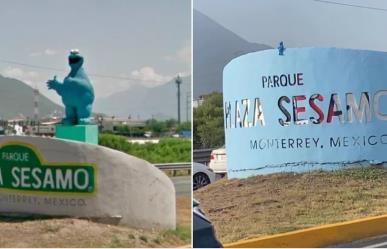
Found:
194,167 -> 387,244
94,76 -> 191,120
193,10 -> 271,99
0,75 -> 63,119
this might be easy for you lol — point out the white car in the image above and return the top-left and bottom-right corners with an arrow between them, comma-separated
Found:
208,147 -> 227,175
193,162 -> 216,190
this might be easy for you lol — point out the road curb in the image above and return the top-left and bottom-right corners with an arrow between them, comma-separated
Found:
224,214 -> 387,248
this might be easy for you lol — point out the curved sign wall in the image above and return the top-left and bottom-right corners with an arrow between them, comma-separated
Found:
223,48 -> 387,178
0,136 -> 175,229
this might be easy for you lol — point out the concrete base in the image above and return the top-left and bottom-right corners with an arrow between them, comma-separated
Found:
55,124 -> 98,145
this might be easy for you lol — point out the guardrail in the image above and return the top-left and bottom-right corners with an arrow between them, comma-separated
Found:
155,162 -> 191,177
154,162 -> 191,170
193,148 -> 213,165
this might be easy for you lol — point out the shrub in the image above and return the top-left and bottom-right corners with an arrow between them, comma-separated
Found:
99,134 -> 191,163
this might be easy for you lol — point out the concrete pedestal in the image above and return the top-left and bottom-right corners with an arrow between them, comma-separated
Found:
55,124 -> 98,145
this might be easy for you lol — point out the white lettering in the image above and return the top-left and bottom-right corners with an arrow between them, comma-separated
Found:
20,167 -> 31,188
11,167 -> 20,188
31,168 -> 42,189
253,98 -> 265,126
42,170 -> 54,189
346,92 -> 371,123
374,90 -> 387,121
2,152 -> 29,162
0,168 -> 3,186
74,169 -> 89,190
56,169 -> 73,189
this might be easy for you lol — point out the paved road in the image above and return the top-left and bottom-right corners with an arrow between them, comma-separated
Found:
332,234 -> 387,248
171,176 -> 191,197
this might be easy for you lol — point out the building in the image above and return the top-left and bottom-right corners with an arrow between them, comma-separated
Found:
98,116 -> 146,133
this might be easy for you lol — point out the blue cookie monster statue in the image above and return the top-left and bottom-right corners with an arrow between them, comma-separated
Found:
47,50 -> 95,125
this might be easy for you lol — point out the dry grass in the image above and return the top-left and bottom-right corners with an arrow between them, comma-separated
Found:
177,196 -> 191,227
194,167 -> 387,244
0,196 -> 191,247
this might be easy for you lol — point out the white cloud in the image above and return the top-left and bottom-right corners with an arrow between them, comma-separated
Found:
29,52 -> 41,57
164,42 -> 191,63
44,48 -> 57,55
176,43 -> 191,63
92,74 -> 135,97
1,67 -> 40,86
177,71 -> 191,78
130,66 -> 172,87
29,48 -> 58,57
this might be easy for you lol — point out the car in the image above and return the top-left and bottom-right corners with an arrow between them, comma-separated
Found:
193,199 -> 222,248
193,162 -> 216,190
208,147 -> 227,175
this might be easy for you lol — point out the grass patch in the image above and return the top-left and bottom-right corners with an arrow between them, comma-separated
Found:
43,223 -> 61,233
333,167 -> 387,181
108,235 -> 126,248
194,167 -> 387,244
139,235 -> 148,242
160,225 -> 191,241
153,238 -> 161,244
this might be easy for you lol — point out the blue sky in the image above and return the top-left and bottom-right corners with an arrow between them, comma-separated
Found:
0,0 -> 191,104
195,0 -> 387,51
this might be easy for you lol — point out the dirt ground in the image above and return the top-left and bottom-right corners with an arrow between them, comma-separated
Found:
0,196 -> 191,248
194,167 -> 387,244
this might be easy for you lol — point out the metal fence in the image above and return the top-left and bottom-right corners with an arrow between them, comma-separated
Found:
154,162 -> 191,170
155,162 -> 191,177
153,148 -> 214,169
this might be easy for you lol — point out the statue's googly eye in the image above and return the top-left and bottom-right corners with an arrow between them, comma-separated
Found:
70,49 -> 80,55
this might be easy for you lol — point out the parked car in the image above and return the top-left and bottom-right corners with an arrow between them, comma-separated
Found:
193,162 -> 215,190
208,147 -> 227,175
193,199 -> 222,248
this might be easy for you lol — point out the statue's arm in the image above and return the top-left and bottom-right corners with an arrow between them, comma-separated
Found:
46,76 -> 63,94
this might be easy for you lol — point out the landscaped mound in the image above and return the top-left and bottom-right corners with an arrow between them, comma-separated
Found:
194,167 -> 387,244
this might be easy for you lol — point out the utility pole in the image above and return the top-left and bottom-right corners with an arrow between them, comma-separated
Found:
175,75 -> 182,124
33,86 -> 39,122
186,92 -> 191,122
33,85 -> 39,135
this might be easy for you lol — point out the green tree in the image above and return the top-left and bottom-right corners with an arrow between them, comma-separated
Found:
111,125 -> 145,137
165,119 -> 178,129
177,121 -> 191,132
145,119 -> 167,135
193,92 -> 224,149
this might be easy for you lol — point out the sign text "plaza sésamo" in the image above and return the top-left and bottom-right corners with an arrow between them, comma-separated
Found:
0,143 -> 95,194
224,73 -> 387,129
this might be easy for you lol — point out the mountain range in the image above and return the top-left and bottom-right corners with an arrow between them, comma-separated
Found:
0,75 -> 63,120
193,10 -> 272,99
94,76 -> 191,120
0,74 -> 191,121
0,10 -> 270,119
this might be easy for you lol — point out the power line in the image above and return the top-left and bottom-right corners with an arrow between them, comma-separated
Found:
314,0 -> 387,12
0,59 -> 65,72
0,59 -> 136,81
